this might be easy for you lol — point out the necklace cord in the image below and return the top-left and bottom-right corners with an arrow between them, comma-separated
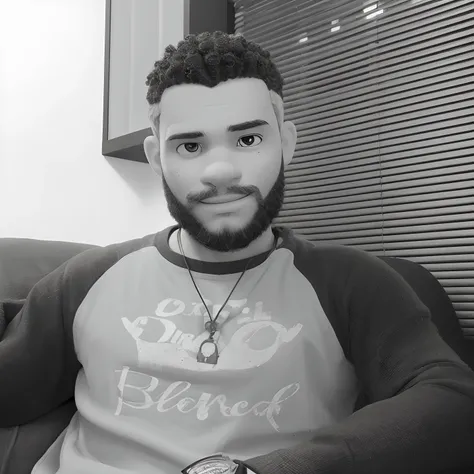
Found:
177,228 -> 278,339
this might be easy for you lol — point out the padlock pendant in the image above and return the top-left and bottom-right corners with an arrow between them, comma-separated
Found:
197,338 -> 219,364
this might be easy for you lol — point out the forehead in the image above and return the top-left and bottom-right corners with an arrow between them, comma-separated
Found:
159,78 -> 278,135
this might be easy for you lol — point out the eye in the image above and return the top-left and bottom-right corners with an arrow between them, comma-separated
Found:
237,135 -> 262,148
176,142 -> 202,157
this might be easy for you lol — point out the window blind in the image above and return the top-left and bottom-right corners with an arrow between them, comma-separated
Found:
233,0 -> 474,339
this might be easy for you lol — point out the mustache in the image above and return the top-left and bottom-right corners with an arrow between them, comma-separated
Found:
187,185 -> 262,204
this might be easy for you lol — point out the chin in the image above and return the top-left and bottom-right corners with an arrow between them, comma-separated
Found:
202,223 -> 245,239
205,215 -> 252,232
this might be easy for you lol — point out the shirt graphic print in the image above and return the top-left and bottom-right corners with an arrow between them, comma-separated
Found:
117,296 -> 303,432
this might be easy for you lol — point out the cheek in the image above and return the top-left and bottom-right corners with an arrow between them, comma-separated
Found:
163,167 -> 192,201
248,151 -> 280,192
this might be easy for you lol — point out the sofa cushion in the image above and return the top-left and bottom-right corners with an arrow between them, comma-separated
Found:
380,256 -> 474,370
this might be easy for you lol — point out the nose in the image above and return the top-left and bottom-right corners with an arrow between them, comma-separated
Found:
200,161 -> 242,190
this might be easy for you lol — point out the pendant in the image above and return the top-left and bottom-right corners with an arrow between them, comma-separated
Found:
205,320 -> 218,333
197,338 -> 219,365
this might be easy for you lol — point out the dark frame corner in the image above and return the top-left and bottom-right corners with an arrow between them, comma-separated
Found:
102,0 -> 235,164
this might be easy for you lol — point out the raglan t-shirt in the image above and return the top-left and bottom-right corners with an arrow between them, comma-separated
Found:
2,224 -> 474,474
33,225 -> 359,473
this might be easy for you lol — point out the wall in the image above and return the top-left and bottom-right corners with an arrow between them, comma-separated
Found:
0,0 -> 176,246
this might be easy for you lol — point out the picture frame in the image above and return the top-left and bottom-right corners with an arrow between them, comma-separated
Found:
102,0 -> 235,163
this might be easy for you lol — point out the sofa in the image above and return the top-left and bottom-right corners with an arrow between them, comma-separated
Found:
0,236 -> 473,474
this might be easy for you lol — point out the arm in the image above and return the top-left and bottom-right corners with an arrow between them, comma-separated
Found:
244,250 -> 474,474
0,260 -> 81,427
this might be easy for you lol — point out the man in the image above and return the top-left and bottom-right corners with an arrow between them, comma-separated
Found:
1,31 -> 474,474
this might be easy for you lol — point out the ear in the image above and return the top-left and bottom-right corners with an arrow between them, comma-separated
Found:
143,135 -> 162,177
281,120 -> 297,167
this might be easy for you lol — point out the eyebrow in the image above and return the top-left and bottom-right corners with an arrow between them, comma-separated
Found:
227,119 -> 269,132
166,119 -> 269,142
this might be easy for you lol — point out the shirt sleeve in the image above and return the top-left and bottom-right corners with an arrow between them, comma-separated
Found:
0,259 -> 80,427
244,249 -> 474,474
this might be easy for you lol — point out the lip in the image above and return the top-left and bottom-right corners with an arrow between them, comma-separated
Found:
200,194 -> 249,204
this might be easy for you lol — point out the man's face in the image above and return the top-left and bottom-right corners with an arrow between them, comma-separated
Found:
158,78 -> 285,252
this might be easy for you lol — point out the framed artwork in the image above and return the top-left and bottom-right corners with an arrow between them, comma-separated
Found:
102,0 -> 235,163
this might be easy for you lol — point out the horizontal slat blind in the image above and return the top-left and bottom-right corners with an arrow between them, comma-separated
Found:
234,0 -> 474,339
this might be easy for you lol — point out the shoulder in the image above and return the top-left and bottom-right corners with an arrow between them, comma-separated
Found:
61,232 -> 159,285
286,228 -> 390,286
36,233 -> 159,310
282,229 -> 415,352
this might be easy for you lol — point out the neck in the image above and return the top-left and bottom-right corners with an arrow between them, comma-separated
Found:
173,227 -> 276,263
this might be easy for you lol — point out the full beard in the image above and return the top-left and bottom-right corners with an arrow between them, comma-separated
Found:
162,159 -> 285,252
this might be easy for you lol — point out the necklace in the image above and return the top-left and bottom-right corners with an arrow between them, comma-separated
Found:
177,227 -> 278,365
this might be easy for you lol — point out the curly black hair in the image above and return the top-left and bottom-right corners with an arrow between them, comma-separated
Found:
145,31 -> 284,106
